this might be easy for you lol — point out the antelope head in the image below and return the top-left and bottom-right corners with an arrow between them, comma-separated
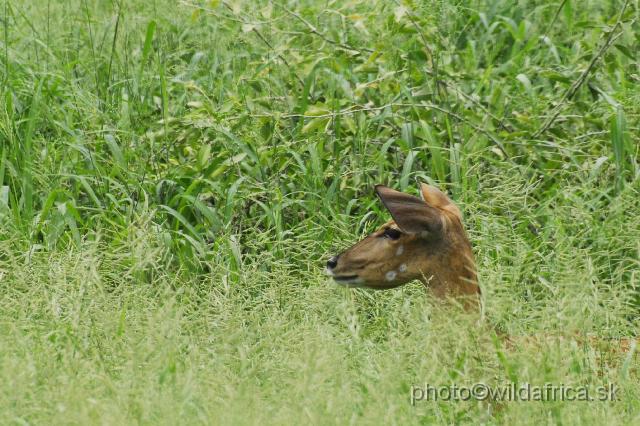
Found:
326,183 -> 480,306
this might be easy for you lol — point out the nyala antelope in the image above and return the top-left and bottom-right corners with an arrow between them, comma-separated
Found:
326,183 -> 480,309
326,183 -> 637,354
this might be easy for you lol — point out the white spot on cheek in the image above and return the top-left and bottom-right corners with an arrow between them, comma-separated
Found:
399,264 -> 407,273
385,271 -> 397,281
396,246 -> 404,256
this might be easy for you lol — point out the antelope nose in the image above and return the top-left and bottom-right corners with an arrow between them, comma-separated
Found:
326,256 -> 338,269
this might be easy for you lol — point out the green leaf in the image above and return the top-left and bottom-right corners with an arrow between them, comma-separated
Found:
138,20 -> 156,80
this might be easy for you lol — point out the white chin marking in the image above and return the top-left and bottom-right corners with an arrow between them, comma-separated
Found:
399,263 -> 407,273
385,271 -> 397,281
325,267 -> 335,277
396,245 -> 404,256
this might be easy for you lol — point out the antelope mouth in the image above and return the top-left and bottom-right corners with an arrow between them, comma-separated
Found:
325,267 -> 364,287
331,274 -> 364,287
333,274 -> 358,281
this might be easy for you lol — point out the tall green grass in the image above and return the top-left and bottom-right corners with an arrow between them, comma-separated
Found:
0,0 -> 639,423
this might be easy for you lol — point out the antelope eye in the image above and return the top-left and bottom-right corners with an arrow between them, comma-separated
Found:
382,228 -> 402,240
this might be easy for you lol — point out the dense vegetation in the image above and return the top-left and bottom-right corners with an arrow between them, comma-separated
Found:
1,0 -> 639,423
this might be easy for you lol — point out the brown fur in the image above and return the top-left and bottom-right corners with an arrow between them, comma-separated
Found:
327,183 -> 480,309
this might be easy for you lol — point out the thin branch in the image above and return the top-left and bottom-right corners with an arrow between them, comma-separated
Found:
440,80 -> 503,123
391,0 -> 434,71
533,0 -> 629,138
541,0 -> 568,39
182,0 -> 304,88
277,4 -> 373,54
392,0 -> 440,99
248,101 -> 508,157
180,1 -> 286,25
219,1 -> 305,88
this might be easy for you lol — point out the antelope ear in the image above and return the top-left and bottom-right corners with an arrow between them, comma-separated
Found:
375,185 -> 443,235
419,183 -> 462,220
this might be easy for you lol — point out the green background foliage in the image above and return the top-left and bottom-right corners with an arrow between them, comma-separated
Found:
1,0 -> 639,423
